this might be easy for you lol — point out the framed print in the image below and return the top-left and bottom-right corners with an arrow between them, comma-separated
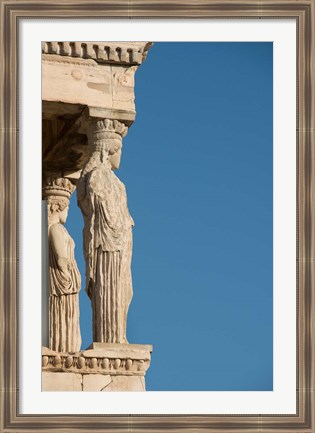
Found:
0,1 -> 314,432
39,38 -> 275,398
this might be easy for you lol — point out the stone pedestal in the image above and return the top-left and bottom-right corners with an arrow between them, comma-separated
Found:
42,343 -> 152,391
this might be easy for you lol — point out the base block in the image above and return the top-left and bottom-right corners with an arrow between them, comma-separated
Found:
42,343 -> 153,391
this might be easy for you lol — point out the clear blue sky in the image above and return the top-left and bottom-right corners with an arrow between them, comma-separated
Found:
65,42 -> 273,391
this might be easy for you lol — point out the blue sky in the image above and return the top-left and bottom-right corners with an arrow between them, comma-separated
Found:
65,42 -> 273,391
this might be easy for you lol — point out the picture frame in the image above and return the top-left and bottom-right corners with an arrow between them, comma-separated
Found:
0,0 -> 314,432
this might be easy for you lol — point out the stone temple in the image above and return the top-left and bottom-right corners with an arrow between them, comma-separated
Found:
41,41 -> 153,392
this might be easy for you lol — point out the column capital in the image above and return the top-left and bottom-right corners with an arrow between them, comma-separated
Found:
42,176 -> 76,200
87,118 -> 128,152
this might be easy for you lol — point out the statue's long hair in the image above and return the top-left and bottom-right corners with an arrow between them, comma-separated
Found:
46,196 -> 69,216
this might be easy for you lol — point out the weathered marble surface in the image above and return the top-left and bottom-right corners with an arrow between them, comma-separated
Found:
42,43 -> 149,115
77,119 -> 133,344
42,57 -> 139,113
42,371 -> 146,392
42,372 -> 82,391
43,177 -> 81,352
42,42 -> 153,177
42,41 -> 153,391
41,42 -> 152,65
42,344 -> 152,391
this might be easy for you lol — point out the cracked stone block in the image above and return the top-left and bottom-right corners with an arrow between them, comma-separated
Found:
42,372 -> 82,391
82,374 -> 112,391
102,375 -> 145,391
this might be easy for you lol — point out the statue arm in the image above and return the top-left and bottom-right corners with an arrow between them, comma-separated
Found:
77,174 -> 93,217
49,224 -> 71,279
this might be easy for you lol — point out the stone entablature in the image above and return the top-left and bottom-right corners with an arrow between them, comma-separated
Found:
41,41 -> 152,65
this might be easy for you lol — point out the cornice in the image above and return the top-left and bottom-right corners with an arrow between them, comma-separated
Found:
41,41 -> 153,65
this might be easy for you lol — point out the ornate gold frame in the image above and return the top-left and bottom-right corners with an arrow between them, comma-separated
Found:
1,1 -> 314,431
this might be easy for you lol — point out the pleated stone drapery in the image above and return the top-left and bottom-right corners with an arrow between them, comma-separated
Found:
78,152 -> 134,344
92,250 -> 121,342
49,293 -> 81,352
48,224 -> 81,352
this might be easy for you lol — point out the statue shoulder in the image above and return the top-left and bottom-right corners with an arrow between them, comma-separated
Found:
49,223 -> 64,235
48,223 -> 70,258
89,166 -> 114,198
49,224 -> 68,243
112,173 -> 126,193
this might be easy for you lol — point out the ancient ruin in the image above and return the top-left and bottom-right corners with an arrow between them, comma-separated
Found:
42,41 -> 153,391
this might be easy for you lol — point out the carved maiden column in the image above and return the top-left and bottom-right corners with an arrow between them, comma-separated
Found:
43,177 -> 82,352
67,117 -> 153,392
77,119 -> 133,344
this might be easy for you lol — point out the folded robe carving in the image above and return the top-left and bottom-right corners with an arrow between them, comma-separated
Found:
77,119 -> 134,343
44,178 -> 82,352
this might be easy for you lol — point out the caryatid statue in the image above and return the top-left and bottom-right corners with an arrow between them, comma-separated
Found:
43,177 -> 82,352
77,119 -> 134,344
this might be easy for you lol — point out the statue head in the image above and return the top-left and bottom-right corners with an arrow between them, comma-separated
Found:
46,197 -> 69,224
88,119 -> 127,169
109,147 -> 122,170
43,177 -> 75,225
